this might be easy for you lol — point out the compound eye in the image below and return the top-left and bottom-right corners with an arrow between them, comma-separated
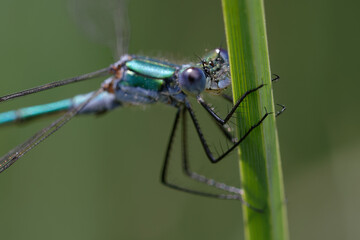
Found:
216,48 -> 229,63
179,67 -> 206,95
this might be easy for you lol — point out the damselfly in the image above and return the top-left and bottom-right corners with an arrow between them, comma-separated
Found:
0,0 -> 281,209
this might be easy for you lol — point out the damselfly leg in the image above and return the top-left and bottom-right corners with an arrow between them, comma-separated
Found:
162,84 -> 270,211
221,74 -> 286,118
161,108 -> 248,202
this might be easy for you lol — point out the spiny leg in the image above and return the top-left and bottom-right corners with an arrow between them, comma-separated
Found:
179,107 -> 265,211
275,104 -> 286,117
222,94 -> 286,118
185,99 -> 270,163
202,96 -> 237,142
271,74 -> 280,82
221,93 -> 233,103
160,108 -> 242,201
221,94 -> 286,118
221,73 -> 280,103
213,119 -> 237,143
197,84 -> 264,125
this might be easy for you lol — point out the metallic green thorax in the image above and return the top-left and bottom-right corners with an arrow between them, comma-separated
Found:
121,58 -> 177,91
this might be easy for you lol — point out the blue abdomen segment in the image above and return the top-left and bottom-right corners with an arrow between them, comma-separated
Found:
0,99 -> 72,125
0,91 -> 119,125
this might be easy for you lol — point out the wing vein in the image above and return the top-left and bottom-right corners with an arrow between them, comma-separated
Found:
0,67 -> 110,102
0,88 -> 104,173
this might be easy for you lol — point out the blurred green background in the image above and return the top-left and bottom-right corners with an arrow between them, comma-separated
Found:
0,0 -> 359,239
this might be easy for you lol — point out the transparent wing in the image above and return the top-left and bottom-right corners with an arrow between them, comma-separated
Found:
0,88 -> 104,173
69,0 -> 130,60
0,67 -> 110,102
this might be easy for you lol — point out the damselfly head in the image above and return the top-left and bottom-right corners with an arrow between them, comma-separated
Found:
200,48 -> 231,95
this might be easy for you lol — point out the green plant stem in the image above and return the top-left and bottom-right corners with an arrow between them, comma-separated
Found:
221,0 -> 289,240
